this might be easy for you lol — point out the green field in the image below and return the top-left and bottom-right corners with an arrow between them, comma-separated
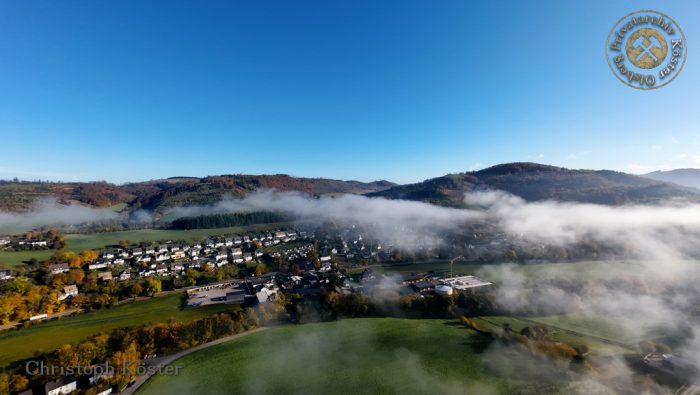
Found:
0,249 -> 55,269
138,318 -> 601,395
0,294 -> 239,367
0,222 -> 289,269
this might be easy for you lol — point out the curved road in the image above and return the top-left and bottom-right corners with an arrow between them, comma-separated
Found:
119,327 -> 268,395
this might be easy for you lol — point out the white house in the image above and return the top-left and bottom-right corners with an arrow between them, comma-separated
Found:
45,379 -> 77,395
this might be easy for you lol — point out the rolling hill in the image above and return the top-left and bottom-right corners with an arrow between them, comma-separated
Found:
368,162 -> 700,206
0,175 -> 395,213
2,163 -> 699,214
642,169 -> 700,189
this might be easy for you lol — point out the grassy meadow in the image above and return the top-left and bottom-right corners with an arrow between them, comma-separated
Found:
0,294 -> 239,367
137,318 -> 608,395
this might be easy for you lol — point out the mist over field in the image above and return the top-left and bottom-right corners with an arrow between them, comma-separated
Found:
182,189 -> 700,379
0,198 -> 118,233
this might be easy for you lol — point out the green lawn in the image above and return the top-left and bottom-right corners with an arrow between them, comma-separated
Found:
0,294 -> 239,367
137,318 -> 596,395
0,249 -> 55,269
0,223 -> 289,269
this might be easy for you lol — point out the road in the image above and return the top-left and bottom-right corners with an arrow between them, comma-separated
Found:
119,326 -> 268,395
0,308 -> 81,331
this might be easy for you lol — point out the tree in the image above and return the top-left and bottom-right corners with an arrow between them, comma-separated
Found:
79,250 -> 99,263
119,239 -> 130,249
254,263 -> 267,277
130,283 -> 143,298
145,278 -> 162,296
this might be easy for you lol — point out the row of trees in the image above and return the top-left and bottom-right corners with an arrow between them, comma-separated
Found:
3,305 -> 284,394
171,211 -> 288,230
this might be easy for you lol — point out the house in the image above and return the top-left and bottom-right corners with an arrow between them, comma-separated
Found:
113,258 -> 125,265
255,284 -> 278,304
48,263 -> 70,274
89,262 -> 108,270
171,250 -> 186,260
170,263 -> 185,272
145,247 -> 156,254
274,231 -> 286,239
45,378 -> 77,395
63,285 -> 79,297
231,248 -> 243,256
243,253 -> 253,262
29,240 -> 48,247
98,272 -> 113,282
0,270 -> 13,280
0,237 -> 10,246
119,271 -> 132,281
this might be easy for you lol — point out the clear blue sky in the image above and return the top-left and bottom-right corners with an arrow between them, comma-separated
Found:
1,0 -> 698,184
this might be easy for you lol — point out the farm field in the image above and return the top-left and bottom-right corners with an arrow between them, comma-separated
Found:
0,293 -> 239,367
0,249 -> 55,269
137,317 -> 599,395
0,222 -> 290,269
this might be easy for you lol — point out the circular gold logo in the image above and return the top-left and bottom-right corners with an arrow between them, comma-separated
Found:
626,28 -> 667,69
606,10 -> 687,89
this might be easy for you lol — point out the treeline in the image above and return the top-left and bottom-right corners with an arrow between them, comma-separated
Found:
1,306 -> 283,395
170,211 -> 289,230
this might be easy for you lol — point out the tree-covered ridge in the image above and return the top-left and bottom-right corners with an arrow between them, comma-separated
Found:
369,162 -> 700,206
171,212 -> 290,230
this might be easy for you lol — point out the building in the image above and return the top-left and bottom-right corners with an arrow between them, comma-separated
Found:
0,270 -> 13,280
59,285 -> 79,301
440,275 -> 492,291
45,379 -> 77,395
98,272 -> 113,281
225,289 -> 247,303
48,263 -> 70,274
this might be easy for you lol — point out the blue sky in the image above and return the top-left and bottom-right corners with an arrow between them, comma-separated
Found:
1,0 -> 699,184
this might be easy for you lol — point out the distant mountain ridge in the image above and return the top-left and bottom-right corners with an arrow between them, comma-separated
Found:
642,169 -> 700,189
0,175 -> 396,212
368,162 -> 700,206
2,163 -> 699,213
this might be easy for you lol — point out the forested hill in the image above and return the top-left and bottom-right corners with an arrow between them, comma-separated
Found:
0,175 -> 395,212
368,162 -> 700,206
2,163 -> 699,213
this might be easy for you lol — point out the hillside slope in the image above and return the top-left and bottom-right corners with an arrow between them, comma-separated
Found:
0,175 -> 396,212
642,169 -> 700,189
369,162 -> 700,206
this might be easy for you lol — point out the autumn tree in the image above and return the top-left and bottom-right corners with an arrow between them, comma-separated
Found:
145,278 -> 162,296
130,283 -> 143,298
